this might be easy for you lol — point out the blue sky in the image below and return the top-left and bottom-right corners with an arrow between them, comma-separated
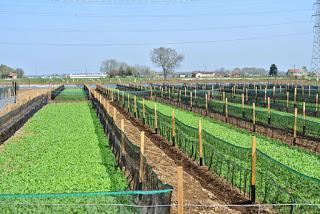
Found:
0,0 -> 315,75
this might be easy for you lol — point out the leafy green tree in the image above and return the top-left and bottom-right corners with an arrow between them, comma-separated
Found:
269,64 -> 278,76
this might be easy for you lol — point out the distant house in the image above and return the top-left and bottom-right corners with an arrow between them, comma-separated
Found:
230,71 -> 242,78
192,72 -> 216,78
68,74 -> 107,79
287,68 -> 307,78
8,72 -> 18,80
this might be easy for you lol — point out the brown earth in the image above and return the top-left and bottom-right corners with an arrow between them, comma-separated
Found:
100,95 -> 272,214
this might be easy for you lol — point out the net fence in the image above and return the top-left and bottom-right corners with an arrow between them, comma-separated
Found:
87,85 -> 173,214
96,84 -> 320,214
119,84 -> 320,141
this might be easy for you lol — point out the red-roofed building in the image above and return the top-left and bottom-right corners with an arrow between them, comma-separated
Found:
287,68 -> 307,77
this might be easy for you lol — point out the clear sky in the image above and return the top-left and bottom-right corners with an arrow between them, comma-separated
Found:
0,0 -> 315,75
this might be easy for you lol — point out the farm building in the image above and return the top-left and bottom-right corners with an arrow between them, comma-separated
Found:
68,73 -> 107,79
192,71 -> 216,78
287,68 -> 307,77
7,72 -> 17,80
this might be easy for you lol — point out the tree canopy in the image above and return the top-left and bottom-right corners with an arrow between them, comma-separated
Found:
269,64 -> 278,76
0,64 -> 24,79
150,47 -> 184,80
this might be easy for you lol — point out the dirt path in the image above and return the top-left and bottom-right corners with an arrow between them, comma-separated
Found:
0,88 -> 50,116
101,98 -> 244,214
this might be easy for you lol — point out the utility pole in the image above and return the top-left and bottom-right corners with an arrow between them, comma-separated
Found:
311,0 -> 320,75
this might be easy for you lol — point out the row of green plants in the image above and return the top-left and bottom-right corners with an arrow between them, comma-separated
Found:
53,88 -> 88,101
126,85 -> 320,139
0,100 -> 132,213
99,86 -> 320,212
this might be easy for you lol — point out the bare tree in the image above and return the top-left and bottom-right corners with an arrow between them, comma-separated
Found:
150,47 -> 184,80
100,59 -> 119,76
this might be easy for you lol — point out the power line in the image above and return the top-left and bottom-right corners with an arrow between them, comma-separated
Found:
0,8 -> 313,18
1,20 -> 311,33
0,32 -> 312,47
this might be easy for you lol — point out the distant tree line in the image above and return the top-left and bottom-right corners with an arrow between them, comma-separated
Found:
100,59 -> 156,78
0,64 -> 24,79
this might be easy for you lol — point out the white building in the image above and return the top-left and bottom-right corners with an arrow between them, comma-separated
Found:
192,72 -> 216,78
68,74 -> 107,79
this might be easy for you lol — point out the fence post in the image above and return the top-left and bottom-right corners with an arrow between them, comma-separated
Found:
225,97 -> 228,122
242,93 -> 245,117
267,97 -> 271,124
198,120 -> 203,166
294,87 -> 297,108
184,87 -> 186,97
286,91 -> 289,112
246,88 -> 249,103
190,92 -> 193,111
142,98 -> 146,124
150,85 -> 153,100
177,166 -> 184,214
172,110 -> 175,146
127,93 -> 130,113
161,87 -> 163,98
303,102 -> 306,135
272,86 -> 276,102
179,89 -> 182,106
122,92 -> 125,108
139,131 -> 145,185
134,95 -> 137,118
121,119 -> 125,155
293,107 -> 297,145
117,89 -> 120,103
169,87 -> 171,100
316,93 -> 319,117
251,135 -> 257,204
154,103 -> 158,134
252,102 -> 256,132
113,107 -> 117,122
309,85 -> 311,97
264,86 -> 267,106
205,94 -> 208,115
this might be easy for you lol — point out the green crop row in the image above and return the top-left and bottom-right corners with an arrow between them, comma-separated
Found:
0,102 -> 131,212
54,88 -> 87,101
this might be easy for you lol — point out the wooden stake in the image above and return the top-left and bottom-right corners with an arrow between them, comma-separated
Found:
242,93 -> 245,117
316,94 -> 319,116
205,94 -> 208,115
225,97 -> 228,122
113,107 -> 116,121
252,102 -> 256,132
172,110 -> 175,146
142,98 -> 146,124
293,108 -> 297,145
154,104 -> 158,133
286,91 -> 289,112
267,97 -> 271,124
303,102 -> 306,134
177,166 -> 184,214
190,92 -> 193,110
139,131 -> 145,183
294,87 -> 297,107
251,136 -> 257,204
198,120 -> 203,166
134,95 -> 137,117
